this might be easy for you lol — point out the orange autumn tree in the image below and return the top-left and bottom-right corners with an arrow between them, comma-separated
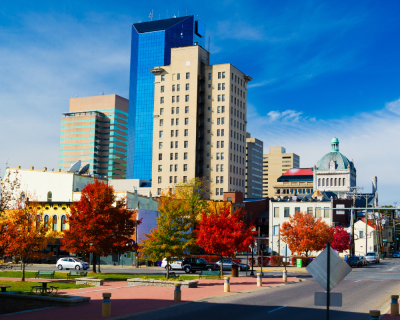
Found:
280,211 -> 333,257
195,204 -> 257,275
0,199 -> 59,281
62,180 -> 140,272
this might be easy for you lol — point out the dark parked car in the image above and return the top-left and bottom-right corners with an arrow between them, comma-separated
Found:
393,251 -> 400,258
181,257 -> 219,274
215,259 -> 249,271
347,256 -> 364,268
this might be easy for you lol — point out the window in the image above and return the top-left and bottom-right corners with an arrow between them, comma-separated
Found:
186,72 -> 190,79
177,73 -> 180,80
274,225 -> 279,236
221,152 -> 224,160
172,85 -> 175,92
324,208 -> 330,218
217,106 -> 221,113
307,207 -> 313,214
158,153 -> 162,160
220,188 -> 224,194
183,164 -> 187,171
222,83 -> 225,90
216,188 -> 219,195
183,176 -> 187,183
170,165 -> 173,172
172,96 -> 175,103
47,191 -> 52,202
186,83 -> 190,90
216,177 -> 220,184
221,164 -> 224,172
159,119 -> 163,126
171,119 -> 174,125
157,188 -> 161,195
184,129 -> 188,136
218,95 -> 221,102
177,84 -> 180,91
208,118 -> 210,122
160,108 -> 164,115
159,142 -> 163,149
175,130 -> 179,137
160,97 -> 164,104
185,95 -> 189,102
216,165 -> 219,172
218,72 -> 221,79
174,176 -> 177,183
161,86 -> 164,93
221,141 -> 224,148
360,231 -> 364,239
184,141 -> 188,148
221,129 -> 224,136
217,129 -> 220,136
171,130 -> 174,137
218,83 -> 221,90
216,153 -> 220,160
176,118 -> 179,125
284,207 -> 290,217
158,176 -> 162,183
274,207 -> 279,218
220,176 -> 224,183
44,215 -> 49,228
161,75 -> 165,81
208,73 -> 211,80
316,208 -> 321,218
222,94 -> 225,101
52,215 -> 57,231
158,165 -> 162,172
176,107 -> 179,114
217,118 -> 221,125
174,165 -> 178,172
217,141 -> 220,148
222,106 -> 225,113
183,107 -> 188,114
208,95 -> 211,100
295,207 -> 300,213
177,96 -> 180,103
222,72 -> 225,78
185,118 -> 189,125
184,152 -> 188,160
170,153 -> 173,160
169,176 -> 173,183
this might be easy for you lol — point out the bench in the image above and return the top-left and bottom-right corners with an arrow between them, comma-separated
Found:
34,271 -> 55,279
199,270 -> 221,279
67,271 -> 88,280
30,285 -> 42,293
165,272 -> 178,279
49,286 -> 59,294
0,286 -> 11,293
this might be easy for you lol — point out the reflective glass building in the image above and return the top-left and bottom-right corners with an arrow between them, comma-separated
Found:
127,15 -> 205,180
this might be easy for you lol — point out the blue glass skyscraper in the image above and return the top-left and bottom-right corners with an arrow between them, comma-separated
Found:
126,15 -> 206,180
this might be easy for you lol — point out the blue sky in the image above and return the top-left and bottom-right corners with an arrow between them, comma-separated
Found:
1,1 -> 400,204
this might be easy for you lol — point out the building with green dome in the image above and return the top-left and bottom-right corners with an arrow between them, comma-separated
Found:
313,137 -> 357,194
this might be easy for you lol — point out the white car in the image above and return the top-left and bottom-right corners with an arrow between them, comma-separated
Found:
56,257 -> 89,270
161,258 -> 182,270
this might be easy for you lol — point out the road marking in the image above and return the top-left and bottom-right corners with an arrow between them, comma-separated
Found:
354,280 -> 361,282
268,306 -> 286,313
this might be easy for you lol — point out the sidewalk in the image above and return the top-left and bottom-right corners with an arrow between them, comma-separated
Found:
251,266 -> 308,273
3,275 -> 301,319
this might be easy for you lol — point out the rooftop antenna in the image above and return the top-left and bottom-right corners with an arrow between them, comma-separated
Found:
149,10 -> 153,21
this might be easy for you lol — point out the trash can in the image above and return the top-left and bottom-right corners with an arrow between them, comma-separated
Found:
158,261 -> 161,267
145,260 -> 149,267
381,253 -> 385,260
231,264 -> 239,277
344,255 -> 348,261
296,259 -> 303,268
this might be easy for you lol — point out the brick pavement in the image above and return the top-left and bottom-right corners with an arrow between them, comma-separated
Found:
2,276 -> 298,319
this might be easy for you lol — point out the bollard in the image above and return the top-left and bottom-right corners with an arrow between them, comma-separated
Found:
174,283 -> 181,302
257,273 -> 262,287
369,310 -> 380,320
102,292 -> 111,317
224,276 -> 230,292
283,270 -> 287,283
391,295 -> 399,316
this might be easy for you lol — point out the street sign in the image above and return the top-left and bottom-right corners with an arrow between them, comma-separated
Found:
306,246 -> 352,291
315,292 -> 342,307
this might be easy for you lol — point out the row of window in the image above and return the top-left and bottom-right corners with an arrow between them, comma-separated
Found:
230,165 -> 245,176
277,188 -> 313,195
159,127 -> 190,138
230,177 -> 245,187
231,84 -> 246,98
273,207 -> 330,220
215,164 -> 225,172
231,119 -> 245,132
231,96 -> 246,109
318,177 -> 345,187
160,106 -> 190,115
160,83 -> 190,92
161,73 -> 190,81
230,153 -> 244,164
160,95 -> 190,104
216,176 -> 224,183
168,153 -> 188,160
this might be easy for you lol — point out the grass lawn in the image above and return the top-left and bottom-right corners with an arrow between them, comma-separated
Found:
0,271 -> 221,282
0,280 -> 91,292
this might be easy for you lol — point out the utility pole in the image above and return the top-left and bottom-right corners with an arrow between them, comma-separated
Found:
348,187 -> 364,256
394,202 -> 398,251
365,195 -> 369,255
278,223 -> 281,257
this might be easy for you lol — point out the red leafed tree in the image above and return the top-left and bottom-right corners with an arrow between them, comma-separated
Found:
194,204 -> 257,275
331,226 -> 350,252
280,212 -> 333,257
61,180 -> 140,272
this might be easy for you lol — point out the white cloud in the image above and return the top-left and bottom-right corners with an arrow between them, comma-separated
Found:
248,98 -> 400,204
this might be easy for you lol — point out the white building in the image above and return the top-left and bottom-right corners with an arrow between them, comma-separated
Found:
345,220 -> 377,256
313,138 -> 356,194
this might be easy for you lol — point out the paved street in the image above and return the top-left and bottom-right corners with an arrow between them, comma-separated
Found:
122,258 -> 400,320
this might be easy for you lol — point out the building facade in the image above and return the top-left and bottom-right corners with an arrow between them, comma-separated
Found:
127,16 -> 206,181
245,133 -> 263,198
150,45 -> 251,200
313,138 -> 356,194
272,168 -> 314,197
59,94 -> 129,179
262,147 -> 300,198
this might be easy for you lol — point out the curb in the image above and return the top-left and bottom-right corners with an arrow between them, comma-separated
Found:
109,278 -> 306,319
377,287 -> 400,319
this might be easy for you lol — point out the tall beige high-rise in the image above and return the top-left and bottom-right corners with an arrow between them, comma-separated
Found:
262,147 -> 299,198
150,45 -> 251,200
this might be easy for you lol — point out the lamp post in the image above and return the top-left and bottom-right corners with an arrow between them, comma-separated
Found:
250,242 -> 254,276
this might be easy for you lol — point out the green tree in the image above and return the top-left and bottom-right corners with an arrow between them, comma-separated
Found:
139,178 -> 208,278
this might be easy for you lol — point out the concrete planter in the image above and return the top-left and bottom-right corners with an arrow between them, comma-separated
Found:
0,292 -> 90,315
75,277 -> 104,286
127,278 -> 198,288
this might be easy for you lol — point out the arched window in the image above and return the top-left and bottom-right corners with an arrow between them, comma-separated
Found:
47,191 -> 52,202
343,178 -> 345,186
330,178 -> 333,186
61,215 -> 66,231
322,179 -> 325,187
318,178 -> 321,187
335,178 -> 337,186
44,215 -> 49,228
52,215 -> 57,231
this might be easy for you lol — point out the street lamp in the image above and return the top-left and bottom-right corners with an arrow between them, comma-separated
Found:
250,242 -> 254,276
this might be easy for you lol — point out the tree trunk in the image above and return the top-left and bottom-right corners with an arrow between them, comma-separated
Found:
305,250 -> 308,257
220,254 -> 223,277
93,253 -> 97,273
166,259 -> 170,279
21,257 -> 25,282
